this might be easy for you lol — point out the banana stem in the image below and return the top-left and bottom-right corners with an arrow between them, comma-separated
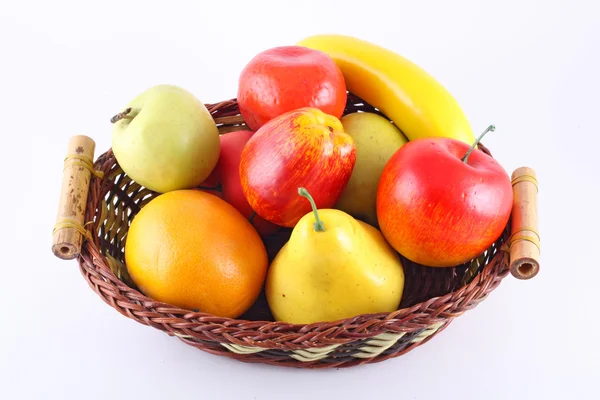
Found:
298,187 -> 325,232
462,125 -> 495,163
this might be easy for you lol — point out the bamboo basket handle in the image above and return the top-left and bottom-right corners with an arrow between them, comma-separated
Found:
508,167 -> 540,279
51,135 -> 102,260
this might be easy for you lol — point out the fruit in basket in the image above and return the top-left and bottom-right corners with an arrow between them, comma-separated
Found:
111,84 -> 220,193
240,107 -> 356,227
212,130 -> 278,236
334,112 -> 408,227
377,126 -> 513,267
237,46 -> 347,131
296,34 -> 475,145
124,190 -> 268,318
266,188 -> 405,324
198,167 -> 223,198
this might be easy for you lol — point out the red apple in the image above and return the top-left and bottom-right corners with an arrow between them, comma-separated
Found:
215,130 -> 279,236
201,164 -> 221,186
237,46 -> 347,131
197,165 -> 223,198
240,107 -> 356,227
376,136 -> 513,267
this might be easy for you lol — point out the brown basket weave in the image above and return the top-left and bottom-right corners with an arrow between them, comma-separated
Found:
74,94 -> 515,369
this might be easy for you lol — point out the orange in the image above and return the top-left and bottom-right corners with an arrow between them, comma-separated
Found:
124,189 -> 268,318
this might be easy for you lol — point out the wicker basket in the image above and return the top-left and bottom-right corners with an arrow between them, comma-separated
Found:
52,93 -> 540,369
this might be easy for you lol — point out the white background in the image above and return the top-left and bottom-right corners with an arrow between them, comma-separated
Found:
1,0 -> 599,399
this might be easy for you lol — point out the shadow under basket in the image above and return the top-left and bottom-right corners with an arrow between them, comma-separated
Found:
52,94 -> 540,369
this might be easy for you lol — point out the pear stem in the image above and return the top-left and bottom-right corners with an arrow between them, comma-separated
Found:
298,187 -> 325,232
110,107 -> 139,124
462,125 -> 496,163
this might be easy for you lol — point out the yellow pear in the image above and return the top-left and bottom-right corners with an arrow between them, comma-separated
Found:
335,112 -> 408,227
266,188 -> 405,324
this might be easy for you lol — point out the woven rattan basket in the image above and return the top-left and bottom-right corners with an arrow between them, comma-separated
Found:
52,93 -> 540,369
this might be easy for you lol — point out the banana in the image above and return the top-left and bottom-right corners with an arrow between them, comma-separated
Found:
296,34 -> 475,145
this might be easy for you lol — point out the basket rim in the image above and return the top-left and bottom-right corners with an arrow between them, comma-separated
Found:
77,96 -> 512,349
79,221 -> 509,349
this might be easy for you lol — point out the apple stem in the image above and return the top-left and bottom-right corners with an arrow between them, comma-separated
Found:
110,107 -> 140,124
462,125 -> 496,163
196,183 -> 222,192
298,187 -> 325,232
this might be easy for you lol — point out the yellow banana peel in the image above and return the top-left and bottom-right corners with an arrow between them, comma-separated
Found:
296,34 -> 476,145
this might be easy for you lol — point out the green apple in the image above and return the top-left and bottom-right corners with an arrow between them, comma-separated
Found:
334,112 -> 408,227
111,84 -> 220,193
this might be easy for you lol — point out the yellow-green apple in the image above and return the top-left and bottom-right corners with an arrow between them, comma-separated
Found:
240,108 -> 356,227
111,84 -> 220,193
376,127 -> 513,267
